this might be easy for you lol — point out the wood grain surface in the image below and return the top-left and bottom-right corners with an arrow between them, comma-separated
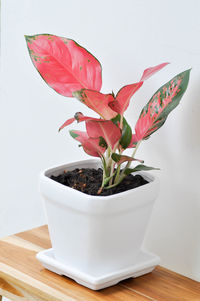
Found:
0,225 -> 199,301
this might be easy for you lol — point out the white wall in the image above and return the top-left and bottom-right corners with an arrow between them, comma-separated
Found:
1,0 -> 200,281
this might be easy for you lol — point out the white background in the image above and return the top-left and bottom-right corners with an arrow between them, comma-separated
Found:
1,0 -> 200,284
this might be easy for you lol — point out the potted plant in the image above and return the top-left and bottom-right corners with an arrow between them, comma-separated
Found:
25,34 -> 190,290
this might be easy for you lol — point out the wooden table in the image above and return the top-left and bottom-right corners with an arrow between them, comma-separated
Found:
0,226 -> 199,301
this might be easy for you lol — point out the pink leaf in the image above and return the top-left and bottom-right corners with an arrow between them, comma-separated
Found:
70,130 -> 106,157
108,63 -> 169,115
73,89 -> 117,119
140,62 -> 169,82
59,113 -> 121,150
135,113 -> 152,141
59,112 -> 99,131
109,82 -> 143,114
58,117 -> 76,131
25,34 -> 102,97
86,120 -> 121,149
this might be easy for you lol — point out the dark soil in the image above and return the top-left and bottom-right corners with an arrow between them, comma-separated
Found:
51,168 -> 148,196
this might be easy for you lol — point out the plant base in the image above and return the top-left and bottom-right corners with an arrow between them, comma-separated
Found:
51,167 -> 148,196
36,248 -> 160,290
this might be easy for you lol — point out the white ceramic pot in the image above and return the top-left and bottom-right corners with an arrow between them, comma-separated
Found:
39,159 -> 159,277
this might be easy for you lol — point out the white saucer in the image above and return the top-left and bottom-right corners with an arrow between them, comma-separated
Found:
36,249 -> 160,290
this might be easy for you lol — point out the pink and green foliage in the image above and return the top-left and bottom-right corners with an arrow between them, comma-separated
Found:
59,112 -> 121,150
25,34 -> 191,191
86,120 -> 121,149
134,70 -> 190,142
73,90 -> 117,119
25,34 -> 102,97
69,130 -> 106,157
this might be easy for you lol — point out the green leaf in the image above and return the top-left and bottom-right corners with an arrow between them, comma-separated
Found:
134,69 -> 191,141
69,130 -> 79,139
99,136 -> 108,148
124,164 -> 160,175
111,153 -> 144,165
111,114 -> 132,149
111,153 -> 121,162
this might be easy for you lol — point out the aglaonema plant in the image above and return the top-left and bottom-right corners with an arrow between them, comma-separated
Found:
25,34 -> 190,194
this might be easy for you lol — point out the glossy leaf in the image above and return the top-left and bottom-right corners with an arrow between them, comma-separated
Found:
134,69 -> 191,142
60,113 -> 121,150
86,120 -> 121,149
25,34 -> 102,97
140,62 -> 169,81
111,153 -> 144,165
109,82 -> 143,114
111,114 -> 132,149
69,130 -> 106,157
59,112 -> 99,131
58,117 -> 76,131
124,164 -> 159,175
73,89 -> 117,119
108,63 -> 169,115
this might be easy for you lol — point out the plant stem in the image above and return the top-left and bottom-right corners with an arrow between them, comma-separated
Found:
109,160 -> 115,185
105,147 -> 110,166
105,175 -> 124,189
105,147 -> 112,172
114,165 -> 121,184
113,140 -> 142,187
105,141 -> 119,186
125,140 -> 142,170
100,155 -> 106,183
114,149 -> 123,184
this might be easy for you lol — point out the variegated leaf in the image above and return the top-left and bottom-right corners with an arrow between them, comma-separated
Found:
69,130 -> 106,157
60,113 -> 121,150
134,69 -> 191,142
25,34 -> 102,97
73,89 -> 117,119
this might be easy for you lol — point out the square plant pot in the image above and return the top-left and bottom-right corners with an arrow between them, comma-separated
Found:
38,159 -> 160,287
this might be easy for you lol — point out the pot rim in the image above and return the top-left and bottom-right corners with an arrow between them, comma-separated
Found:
40,158 -> 159,200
